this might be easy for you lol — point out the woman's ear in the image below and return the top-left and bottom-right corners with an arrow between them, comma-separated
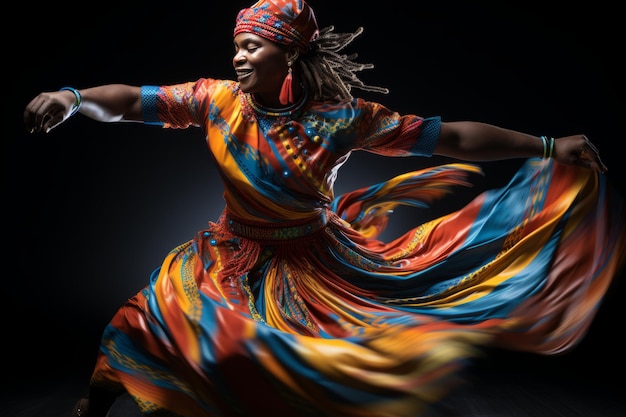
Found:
286,47 -> 299,65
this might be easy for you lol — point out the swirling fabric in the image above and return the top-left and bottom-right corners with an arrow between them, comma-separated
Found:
89,78 -> 626,416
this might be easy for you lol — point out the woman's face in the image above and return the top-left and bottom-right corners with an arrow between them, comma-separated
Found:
233,33 -> 289,98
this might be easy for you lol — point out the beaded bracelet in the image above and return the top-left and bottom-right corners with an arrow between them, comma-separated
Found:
540,136 -> 555,158
59,87 -> 82,116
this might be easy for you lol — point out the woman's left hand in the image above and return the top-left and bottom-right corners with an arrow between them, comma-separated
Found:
553,135 -> 608,174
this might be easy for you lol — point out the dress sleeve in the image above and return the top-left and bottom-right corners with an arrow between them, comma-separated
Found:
141,79 -> 217,128
352,98 -> 441,157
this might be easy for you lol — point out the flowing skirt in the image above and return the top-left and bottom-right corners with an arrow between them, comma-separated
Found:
89,158 -> 625,416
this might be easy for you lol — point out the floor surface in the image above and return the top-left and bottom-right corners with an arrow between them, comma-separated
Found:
2,344 -> 623,417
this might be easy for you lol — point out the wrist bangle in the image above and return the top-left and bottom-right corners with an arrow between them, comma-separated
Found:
59,87 -> 82,116
547,137 -> 555,158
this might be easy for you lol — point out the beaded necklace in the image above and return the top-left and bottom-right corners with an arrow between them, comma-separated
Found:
242,88 -> 309,130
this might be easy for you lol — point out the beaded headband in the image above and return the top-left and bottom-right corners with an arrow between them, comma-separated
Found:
233,0 -> 319,53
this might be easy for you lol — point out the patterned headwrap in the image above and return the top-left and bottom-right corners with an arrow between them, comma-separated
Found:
234,0 -> 319,53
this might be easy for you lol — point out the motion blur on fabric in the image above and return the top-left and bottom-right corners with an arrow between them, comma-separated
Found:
22,0 -> 626,416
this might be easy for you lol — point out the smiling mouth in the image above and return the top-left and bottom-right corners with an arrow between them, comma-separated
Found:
236,69 -> 253,80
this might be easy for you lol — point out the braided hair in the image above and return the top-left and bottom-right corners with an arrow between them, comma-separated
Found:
297,26 -> 389,101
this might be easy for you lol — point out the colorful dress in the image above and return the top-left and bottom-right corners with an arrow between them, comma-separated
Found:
89,78 -> 626,416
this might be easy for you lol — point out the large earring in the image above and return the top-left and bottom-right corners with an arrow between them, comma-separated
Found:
279,62 -> 294,106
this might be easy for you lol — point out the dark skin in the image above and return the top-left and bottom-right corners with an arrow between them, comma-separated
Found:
233,32 -> 301,107
23,31 -> 607,173
23,30 -> 609,417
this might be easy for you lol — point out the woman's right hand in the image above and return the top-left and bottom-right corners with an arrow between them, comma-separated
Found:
24,89 -> 78,134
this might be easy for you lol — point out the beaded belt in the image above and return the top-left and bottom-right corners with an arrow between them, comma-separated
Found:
227,210 -> 329,242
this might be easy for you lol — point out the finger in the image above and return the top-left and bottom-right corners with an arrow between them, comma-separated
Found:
582,135 -> 600,154
594,154 -> 608,173
31,97 -> 53,133
43,113 -> 64,133
581,136 -> 608,173
24,96 -> 44,132
35,101 -> 65,134
33,112 -> 51,133
580,148 -> 608,174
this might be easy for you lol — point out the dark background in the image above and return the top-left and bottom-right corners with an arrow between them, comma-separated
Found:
4,1 -> 625,415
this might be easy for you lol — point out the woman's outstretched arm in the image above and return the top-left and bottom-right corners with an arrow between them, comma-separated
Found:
24,84 -> 142,133
436,121 -> 607,173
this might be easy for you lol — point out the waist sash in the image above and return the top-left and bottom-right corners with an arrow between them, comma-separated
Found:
227,210 -> 330,243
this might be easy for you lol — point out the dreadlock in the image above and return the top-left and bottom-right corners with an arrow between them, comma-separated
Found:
297,26 -> 389,102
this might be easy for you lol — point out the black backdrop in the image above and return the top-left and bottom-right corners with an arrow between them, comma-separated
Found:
4,0 -> 624,401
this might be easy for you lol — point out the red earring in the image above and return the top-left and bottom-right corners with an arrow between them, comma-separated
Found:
279,63 -> 293,106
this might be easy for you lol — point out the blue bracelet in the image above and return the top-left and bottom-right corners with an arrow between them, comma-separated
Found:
59,87 -> 82,116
